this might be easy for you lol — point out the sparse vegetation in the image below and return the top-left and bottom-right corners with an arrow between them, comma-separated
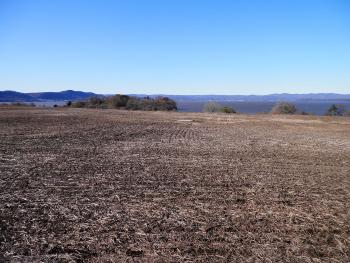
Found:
71,100 -> 86,108
325,104 -> 346,116
203,101 -> 222,112
271,102 -> 297,114
220,106 -> 236,113
0,102 -> 36,107
203,102 -> 236,113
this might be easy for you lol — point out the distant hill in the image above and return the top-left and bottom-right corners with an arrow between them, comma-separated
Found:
0,91 -> 37,102
28,90 -> 96,101
0,90 -> 97,102
1,90 -> 350,103
129,93 -> 350,102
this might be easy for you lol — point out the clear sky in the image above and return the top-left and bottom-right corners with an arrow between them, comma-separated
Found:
0,0 -> 349,95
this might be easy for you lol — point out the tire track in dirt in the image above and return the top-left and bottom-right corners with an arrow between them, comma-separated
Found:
165,125 -> 201,144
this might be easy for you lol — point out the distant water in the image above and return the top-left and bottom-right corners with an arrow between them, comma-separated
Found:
2,100 -> 350,116
177,100 -> 350,115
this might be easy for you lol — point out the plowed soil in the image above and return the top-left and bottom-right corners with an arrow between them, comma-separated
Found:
1,108 -> 349,262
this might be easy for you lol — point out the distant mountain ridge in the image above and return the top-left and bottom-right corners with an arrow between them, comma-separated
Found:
132,93 -> 350,102
0,91 -> 38,102
1,90 -> 350,102
28,90 -> 96,101
0,90 -> 97,102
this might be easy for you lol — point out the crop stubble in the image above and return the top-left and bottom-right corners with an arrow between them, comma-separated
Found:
0,108 -> 349,262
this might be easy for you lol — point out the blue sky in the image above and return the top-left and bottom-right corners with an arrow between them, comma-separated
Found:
0,0 -> 349,95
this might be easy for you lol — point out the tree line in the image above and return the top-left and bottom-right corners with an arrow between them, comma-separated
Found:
66,94 -> 177,111
4,96 -> 350,116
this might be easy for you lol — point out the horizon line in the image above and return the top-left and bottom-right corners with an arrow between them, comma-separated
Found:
2,89 -> 350,96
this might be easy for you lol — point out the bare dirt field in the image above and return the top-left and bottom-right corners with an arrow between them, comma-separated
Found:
1,108 -> 349,262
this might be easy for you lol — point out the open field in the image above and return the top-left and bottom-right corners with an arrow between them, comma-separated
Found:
0,108 -> 349,262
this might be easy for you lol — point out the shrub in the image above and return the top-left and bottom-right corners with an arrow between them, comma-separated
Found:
98,103 -> 109,109
153,96 -> 177,111
220,106 -> 236,114
271,102 -> 297,114
203,102 -> 236,113
71,101 -> 86,108
325,104 -> 345,116
126,97 -> 142,110
108,94 -> 130,108
88,96 -> 104,107
203,102 -> 222,112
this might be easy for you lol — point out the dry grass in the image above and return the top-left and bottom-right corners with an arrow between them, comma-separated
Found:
0,108 -> 349,262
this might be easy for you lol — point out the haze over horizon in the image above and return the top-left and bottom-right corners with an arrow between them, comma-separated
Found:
1,0 -> 349,95
3,89 -> 350,97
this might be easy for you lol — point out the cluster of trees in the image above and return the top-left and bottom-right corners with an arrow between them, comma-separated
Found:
270,102 -> 297,114
67,94 -> 177,111
325,104 -> 350,116
271,102 -> 350,116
